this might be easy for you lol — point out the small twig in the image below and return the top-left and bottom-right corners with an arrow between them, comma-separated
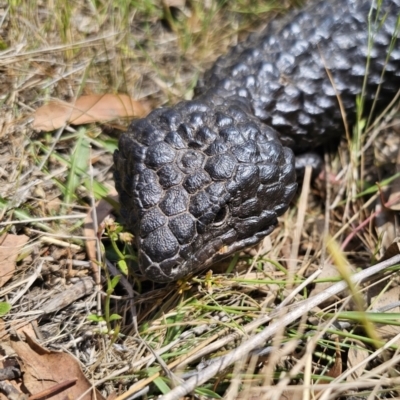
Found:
39,236 -> 81,250
28,228 -> 96,241
0,214 -> 87,227
287,164 -> 312,277
28,378 -> 77,400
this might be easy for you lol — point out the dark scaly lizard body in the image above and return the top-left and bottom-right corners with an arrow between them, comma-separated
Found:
114,0 -> 400,282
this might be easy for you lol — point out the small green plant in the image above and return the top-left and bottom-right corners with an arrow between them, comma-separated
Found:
0,302 -> 11,317
87,219 -> 136,334
87,274 -> 122,334
64,128 -> 91,207
104,219 -> 136,276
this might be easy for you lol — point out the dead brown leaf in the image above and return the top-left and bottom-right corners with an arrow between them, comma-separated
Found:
326,336 -> 342,379
0,322 -> 25,400
0,234 -> 29,288
33,94 -> 150,131
11,332 -> 105,400
375,206 -> 398,254
379,240 -> 400,263
163,0 -> 185,8
346,339 -> 369,382
369,285 -> 400,343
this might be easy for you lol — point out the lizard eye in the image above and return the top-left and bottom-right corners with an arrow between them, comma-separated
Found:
212,205 -> 229,227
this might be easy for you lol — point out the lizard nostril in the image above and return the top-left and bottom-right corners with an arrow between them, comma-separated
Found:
212,205 -> 229,227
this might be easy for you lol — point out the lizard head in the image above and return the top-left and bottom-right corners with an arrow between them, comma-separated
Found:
114,94 -> 297,282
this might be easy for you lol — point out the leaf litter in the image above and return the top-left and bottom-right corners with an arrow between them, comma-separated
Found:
1,0 -> 400,399
4,330 -> 105,400
0,235 -> 29,289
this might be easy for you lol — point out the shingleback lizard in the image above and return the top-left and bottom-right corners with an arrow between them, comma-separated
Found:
114,0 -> 400,282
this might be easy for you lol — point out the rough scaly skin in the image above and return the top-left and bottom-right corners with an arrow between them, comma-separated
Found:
114,0 -> 400,282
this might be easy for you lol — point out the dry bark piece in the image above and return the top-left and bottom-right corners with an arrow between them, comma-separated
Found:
0,234 -> 29,288
40,278 -> 95,314
32,94 -> 150,131
10,332 -> 105,400
0,381 -> 27,400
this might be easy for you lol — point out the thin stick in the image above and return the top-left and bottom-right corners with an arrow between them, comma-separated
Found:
28,378 -> 77,400
0,33 -> 118,60
0,214 -> 87,226
287,165 -> 312,278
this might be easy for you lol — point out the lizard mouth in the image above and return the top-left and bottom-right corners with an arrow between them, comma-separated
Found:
139,224 -> 277,283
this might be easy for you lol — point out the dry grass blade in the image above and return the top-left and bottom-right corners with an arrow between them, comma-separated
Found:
287,164 -> 312,281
